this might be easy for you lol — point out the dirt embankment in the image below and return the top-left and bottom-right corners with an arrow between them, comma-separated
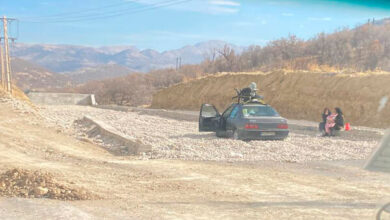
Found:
0,85 -> 31,102
151,71 -> 390,128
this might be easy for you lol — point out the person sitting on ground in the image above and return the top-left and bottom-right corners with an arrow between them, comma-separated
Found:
333,107 -> 344,131
319,108 -> 331,134
324,107 -> 344,136
324,112 -> 336,136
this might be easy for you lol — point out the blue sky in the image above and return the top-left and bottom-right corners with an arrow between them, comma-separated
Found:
1,0 -> 390,51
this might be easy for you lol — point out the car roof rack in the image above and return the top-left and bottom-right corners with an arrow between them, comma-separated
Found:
232,86 -> 266,105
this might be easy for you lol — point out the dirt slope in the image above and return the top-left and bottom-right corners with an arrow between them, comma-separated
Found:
0,85 -> 31,101
151,71 -> 390,128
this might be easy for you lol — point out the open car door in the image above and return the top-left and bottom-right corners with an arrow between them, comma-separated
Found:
199,104 -> 220,132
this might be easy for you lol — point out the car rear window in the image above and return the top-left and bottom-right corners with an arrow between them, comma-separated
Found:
242,105 -> 279,117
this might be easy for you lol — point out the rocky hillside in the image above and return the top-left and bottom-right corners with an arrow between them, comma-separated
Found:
151,71 -> 390,128
65,64 -> 133,84
12,41 -> 243,73
11,58 -> 72,91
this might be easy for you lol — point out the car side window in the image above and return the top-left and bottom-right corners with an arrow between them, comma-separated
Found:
229,105 -> 240,119
201,104 -> 219,118
222,105 -> 235,119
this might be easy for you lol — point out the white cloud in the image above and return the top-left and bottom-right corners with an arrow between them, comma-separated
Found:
208,0 -> 240,14
209,0 -> 240,7
209,6 -> 239,14
308,17 -> 332,21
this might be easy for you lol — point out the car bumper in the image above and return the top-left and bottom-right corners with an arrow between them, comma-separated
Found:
239,130 -> 289,140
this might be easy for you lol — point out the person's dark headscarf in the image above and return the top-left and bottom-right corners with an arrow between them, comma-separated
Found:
323,108 -> 331,115
335,107 -> 343,116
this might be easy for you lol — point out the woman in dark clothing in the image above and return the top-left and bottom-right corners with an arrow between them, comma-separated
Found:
325,107 -> 345,136
333,107 -> 344,131
319,108 -> 331,134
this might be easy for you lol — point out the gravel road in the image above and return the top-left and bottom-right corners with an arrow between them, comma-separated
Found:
1,100 -> 389,219
39,105 -> 383,163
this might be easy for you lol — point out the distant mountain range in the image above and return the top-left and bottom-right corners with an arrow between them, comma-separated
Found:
11,58 -> 72,91
67,64 -> 133,84
13,40 -> 244,73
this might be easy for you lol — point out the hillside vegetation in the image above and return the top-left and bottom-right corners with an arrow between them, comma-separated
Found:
202,19 -> 390,73
64,65 -> 202,106
12,58 -> 72,91
66,19 -> 390,107
66,64 -> 133,84
151,71 -> 390,128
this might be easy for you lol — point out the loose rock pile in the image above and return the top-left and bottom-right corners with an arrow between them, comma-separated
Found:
0,168 -> 95,200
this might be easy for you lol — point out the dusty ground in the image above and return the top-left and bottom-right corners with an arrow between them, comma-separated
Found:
0,100 -> 389,219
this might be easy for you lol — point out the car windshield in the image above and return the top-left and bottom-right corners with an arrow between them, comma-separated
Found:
242,105 -> 279,117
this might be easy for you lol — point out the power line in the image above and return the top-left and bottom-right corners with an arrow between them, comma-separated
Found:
40,0 -> 190,23
21,0 -> 192,23
20,1 -> 140,20
45,0 -> 178,22
25,2 -> 148,22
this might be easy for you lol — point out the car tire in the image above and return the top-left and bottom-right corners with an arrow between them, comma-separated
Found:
233,129 -> 240,140
216,129 -> 225,137
376,202 -> 390,220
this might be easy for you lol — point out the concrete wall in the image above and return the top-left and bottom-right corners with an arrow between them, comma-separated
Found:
27,92 -> 97,105
81,116 -> 152,155
365,130 -> 390,173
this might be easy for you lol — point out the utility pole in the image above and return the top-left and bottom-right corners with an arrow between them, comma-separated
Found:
175,57 -> 182,71
8,39 -> 14,93
0,16 -> 17,94
0,39 -> 5,89
2,16 -> 11,93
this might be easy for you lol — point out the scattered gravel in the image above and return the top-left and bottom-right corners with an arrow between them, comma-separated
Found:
39,105 -> 381,163
0,168 -> 95,200
0,97 -> 38,116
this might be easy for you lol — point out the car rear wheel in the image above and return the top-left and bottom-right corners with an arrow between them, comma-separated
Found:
233,129 -> 240,140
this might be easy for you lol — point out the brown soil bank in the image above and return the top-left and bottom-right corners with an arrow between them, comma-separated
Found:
0,85 -> 31,102
151,71 -> 390,128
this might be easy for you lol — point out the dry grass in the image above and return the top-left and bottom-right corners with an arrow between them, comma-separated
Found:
0,85 -> 31,103
151,70 -> 390,128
